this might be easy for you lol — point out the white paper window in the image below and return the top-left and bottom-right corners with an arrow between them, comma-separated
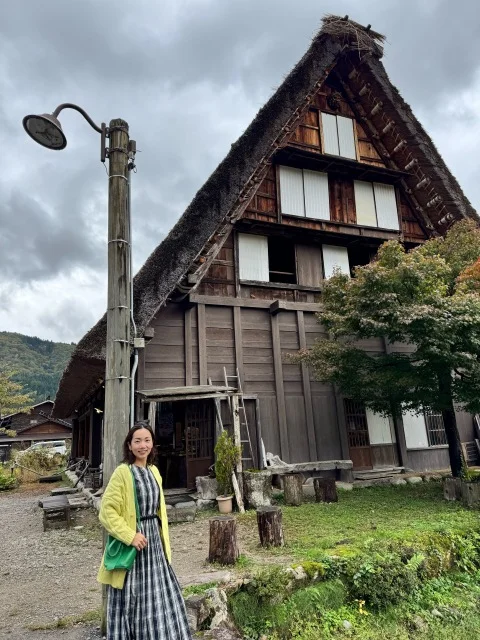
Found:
366,409 -> 395,445
279,166 -> 329,220
374,183 -> 399,230
322,245 -> 350,279
354,181 -> 399,230
321,113 -> 357,160
238,233 -> 269,282
402,411 -> 429,449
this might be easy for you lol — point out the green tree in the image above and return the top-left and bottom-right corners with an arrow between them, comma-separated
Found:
0,370 -> 34,418
298,220 -> 480,478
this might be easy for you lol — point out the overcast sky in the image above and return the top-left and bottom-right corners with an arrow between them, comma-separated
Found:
1,0 -> 479,344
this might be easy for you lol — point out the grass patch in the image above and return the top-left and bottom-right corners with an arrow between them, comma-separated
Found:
28,607 -> 102,631
183,581 -> 217,597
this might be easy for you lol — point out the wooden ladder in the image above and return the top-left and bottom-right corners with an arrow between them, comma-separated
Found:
223,367 -> 256,469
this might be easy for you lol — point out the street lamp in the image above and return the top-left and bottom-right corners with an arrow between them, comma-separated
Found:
23,103 -> 134,486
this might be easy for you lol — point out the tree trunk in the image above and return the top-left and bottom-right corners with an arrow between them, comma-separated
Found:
208,516 -> 239,565
283,473 -> 303,506
439,372 -> 465,478
314,477 -> 338,503
256,506 -> 284,547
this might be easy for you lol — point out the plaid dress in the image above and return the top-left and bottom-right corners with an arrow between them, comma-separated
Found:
107,465 -> 192,639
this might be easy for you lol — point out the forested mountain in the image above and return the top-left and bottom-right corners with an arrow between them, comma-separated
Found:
0,332 -> 75,404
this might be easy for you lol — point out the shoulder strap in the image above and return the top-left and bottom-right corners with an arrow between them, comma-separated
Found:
129,466 -> 141,525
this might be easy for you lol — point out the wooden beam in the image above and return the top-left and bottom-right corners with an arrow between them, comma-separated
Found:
270,300 -> 321,314
184,307 -> 193,386
271,313 -> 290,460
233,306 -> 244,385
189,293 -> 321,313
297,311 -> 317,461
333,386 -> 350,461
197,304 -> 207,385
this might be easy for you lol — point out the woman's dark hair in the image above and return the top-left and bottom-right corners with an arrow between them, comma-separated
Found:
122,422 -> 156,465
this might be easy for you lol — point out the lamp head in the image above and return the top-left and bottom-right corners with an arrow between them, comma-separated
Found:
22,113 -> 66,150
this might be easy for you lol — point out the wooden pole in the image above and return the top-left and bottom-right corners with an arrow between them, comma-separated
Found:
208,516 -> 239,565
256,506 -> 284,547
231,394 -> 243,502
103,119 -> 131,486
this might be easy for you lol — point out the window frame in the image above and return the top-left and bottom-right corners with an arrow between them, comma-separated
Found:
319,112 -> 358,161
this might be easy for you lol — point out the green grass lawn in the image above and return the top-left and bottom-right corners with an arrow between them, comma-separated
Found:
238,482 -> 480,561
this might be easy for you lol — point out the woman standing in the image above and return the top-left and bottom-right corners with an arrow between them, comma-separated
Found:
97,422 -> 192,639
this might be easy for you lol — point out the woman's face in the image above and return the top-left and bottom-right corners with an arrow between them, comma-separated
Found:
128,428 -> 153,462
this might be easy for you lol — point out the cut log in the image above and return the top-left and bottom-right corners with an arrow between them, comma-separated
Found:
314,477 -> 338,503
444,477 -> 462,501
256,506 -> 284,547
283,473 -> 303,506
243,470 -> 272,509
461,481 -> 480,509
208,516 -> 239,565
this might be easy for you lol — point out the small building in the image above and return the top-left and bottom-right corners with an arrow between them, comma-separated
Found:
54,16 -> 478,485
0,400 -> 72,460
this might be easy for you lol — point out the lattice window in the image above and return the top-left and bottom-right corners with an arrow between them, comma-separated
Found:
344,399 -> 370,448
424,411 -> 447,446
185,401 -> 214,459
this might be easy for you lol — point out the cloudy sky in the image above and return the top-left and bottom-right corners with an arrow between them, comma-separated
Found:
1,0 -> 479,344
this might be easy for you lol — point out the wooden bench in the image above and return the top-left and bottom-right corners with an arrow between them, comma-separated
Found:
41,495 -> 71,531
267,460 -> 353,481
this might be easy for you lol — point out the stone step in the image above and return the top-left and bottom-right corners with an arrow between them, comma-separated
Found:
354,467 -> 404,480
50,487 -> 79,496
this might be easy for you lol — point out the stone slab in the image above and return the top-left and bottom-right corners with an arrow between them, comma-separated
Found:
336,482 -> 354,491
406,476 -> 423,484
50,487 -> 79,496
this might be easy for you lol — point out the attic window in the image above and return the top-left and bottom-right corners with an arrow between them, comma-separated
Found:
320,113 -> 357,160
278,165 -> 330,220
237,233 -> 296,284
354,181 -> 399,230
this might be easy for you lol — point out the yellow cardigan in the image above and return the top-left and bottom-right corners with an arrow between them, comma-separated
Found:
97,463 -> 171,589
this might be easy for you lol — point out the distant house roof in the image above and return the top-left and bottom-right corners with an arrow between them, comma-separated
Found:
54,15 -> 478,418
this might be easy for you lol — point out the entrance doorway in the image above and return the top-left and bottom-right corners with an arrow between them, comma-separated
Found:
344,399 -> 372,470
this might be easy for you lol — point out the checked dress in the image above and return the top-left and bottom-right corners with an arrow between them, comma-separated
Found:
107,465 -> 192,639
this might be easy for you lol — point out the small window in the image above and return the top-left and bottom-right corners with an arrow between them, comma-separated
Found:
320,113 -> 357,160
279,166 -> 330,220
424,411 -> 447,446
322,245 -> 350,279
354,181 -> 399,230
268,237 -> 296,284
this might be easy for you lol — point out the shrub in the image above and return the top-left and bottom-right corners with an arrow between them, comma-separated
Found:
0,466 -> 17,491
214,431 -> 240,496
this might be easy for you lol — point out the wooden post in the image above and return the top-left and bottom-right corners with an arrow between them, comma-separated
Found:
256,506 -> 284,547
283,473 -> 303,506
314,477 -> 338,503
444,477 -> 462,501
103,118 -> 131,486
232,394 -> 243,502
208,516 -> 239,565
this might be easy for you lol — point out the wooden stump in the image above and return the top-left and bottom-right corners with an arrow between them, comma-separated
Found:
208,516 -> 239,565
256,506 -> 284,547
444,477 -> 462,501
461,481 -> 480,509
243,470 -> 272,509
314,477 -> 338,503
283,473 -> 303,506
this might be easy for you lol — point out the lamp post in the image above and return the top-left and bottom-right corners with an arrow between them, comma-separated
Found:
23,105 -> 134,485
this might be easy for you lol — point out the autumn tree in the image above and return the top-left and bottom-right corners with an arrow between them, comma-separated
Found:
298,220 -> 480,477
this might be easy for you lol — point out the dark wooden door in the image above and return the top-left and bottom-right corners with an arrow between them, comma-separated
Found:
343,399 -> 372,470
185,400 -> 214,488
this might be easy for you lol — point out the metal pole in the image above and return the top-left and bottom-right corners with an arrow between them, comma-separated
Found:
102,118 -> 131,486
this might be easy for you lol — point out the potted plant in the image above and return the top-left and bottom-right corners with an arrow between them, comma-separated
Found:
214,430 -> 240,514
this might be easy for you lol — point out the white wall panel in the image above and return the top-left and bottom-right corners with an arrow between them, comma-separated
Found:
322,245 -> 350,279
238,233 -> 269,282
279,165 -> 304,216
374,183 -> 399,230
354,181 -> 377,227
337,115 -> 357,160
402,411 -> 429,449
321,112 -> 340,156
303,170 -> 330,220
366,409 -> 395,445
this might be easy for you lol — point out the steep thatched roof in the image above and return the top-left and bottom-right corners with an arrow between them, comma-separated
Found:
54,15 -> 477,418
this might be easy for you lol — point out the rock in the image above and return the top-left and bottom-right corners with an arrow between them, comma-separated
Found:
196,499 -> 216,510
175,501 -> 197,509
336,482 -> 354,491
185,594 -> 210,632
205,588 -> 230,629
286,566 -> 307,582
196,476 -> 219,500
165,503 -> 173,510
168,505 -> 197,523
73,525 -> 84,530
431,608 -> 443,618
406,476 -> 423,484
411,615 -> 428,631
391,478 -> 407,486
342,620 -> 352,630
179,571 -> 231,588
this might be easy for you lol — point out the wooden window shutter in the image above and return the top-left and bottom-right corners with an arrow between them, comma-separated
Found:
354,181 -> 377,227
238,233 -> 269,281
321,112 -> 340,156
402,411 -> 429,449
279,165 -> 305,216
366,409 -> 395,445
337,116 -> 357,160
374,183 -> 399,230
303,170 -> 330,220
322,245 -> 350,279
296,244 -> 323,286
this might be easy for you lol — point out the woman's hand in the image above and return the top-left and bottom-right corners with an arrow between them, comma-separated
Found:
131,532 -> 148,550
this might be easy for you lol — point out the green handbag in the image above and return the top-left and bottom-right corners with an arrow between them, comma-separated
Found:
104,466 -> 141,571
